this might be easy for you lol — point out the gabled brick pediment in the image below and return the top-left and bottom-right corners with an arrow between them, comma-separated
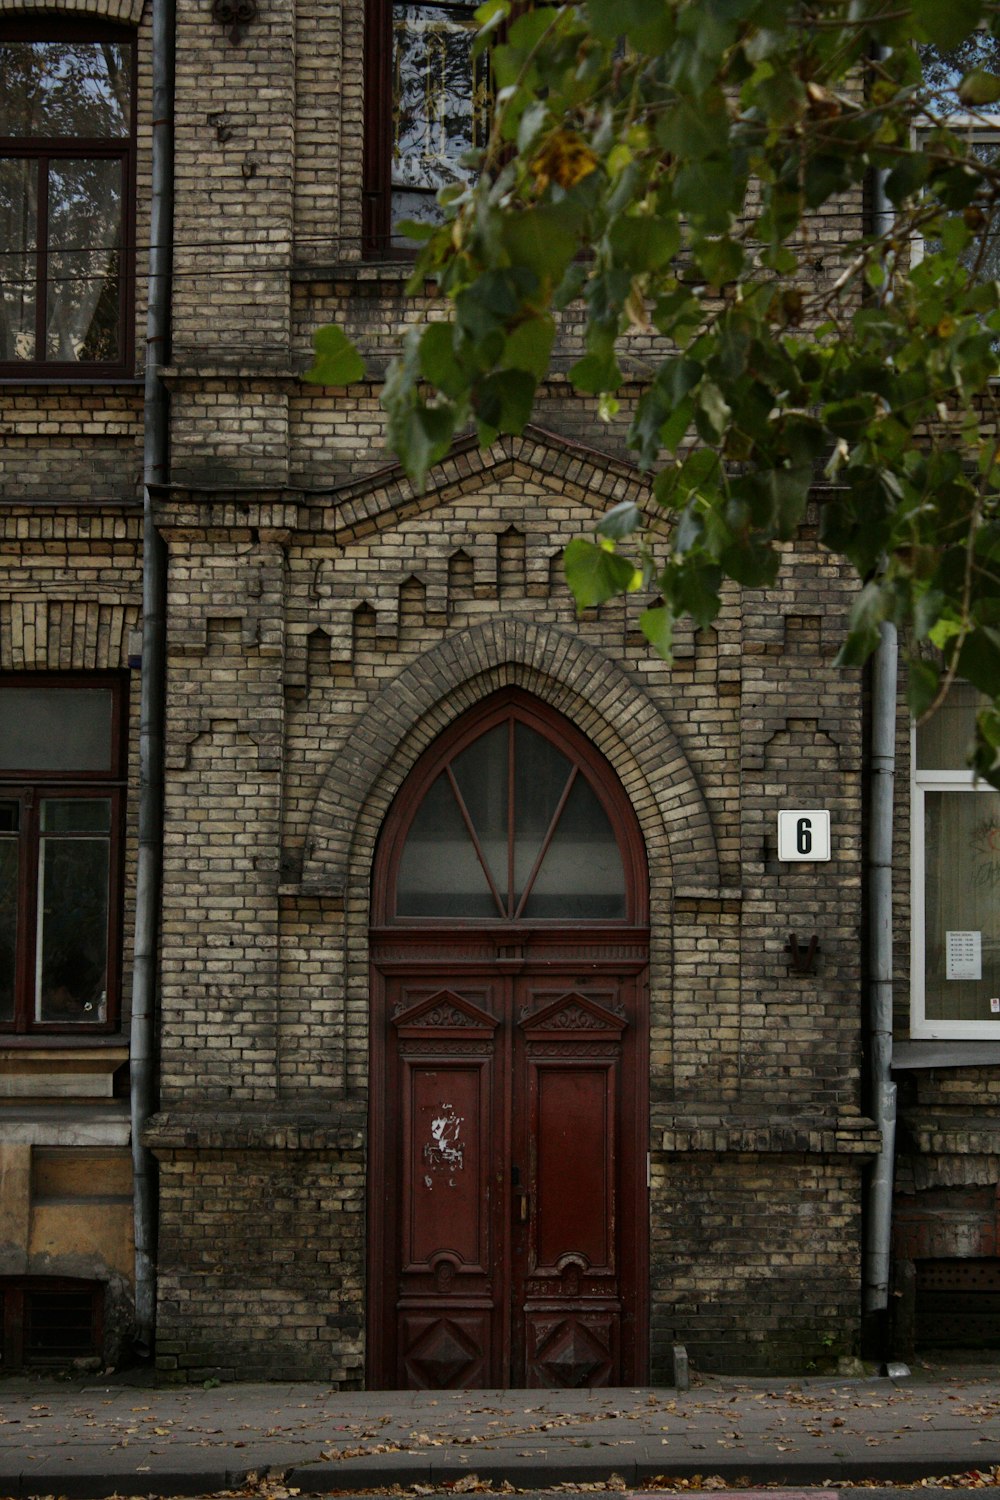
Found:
312,427 -> 651,544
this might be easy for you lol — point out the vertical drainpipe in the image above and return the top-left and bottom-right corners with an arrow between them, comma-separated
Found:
131,0 -> 174,1358
861,124 -> 899,1326
863,141 -> 898,1325
864,618 -> 898,1318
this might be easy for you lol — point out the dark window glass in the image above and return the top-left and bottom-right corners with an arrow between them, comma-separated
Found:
521,774 -> 627,920
0,678 -> 123,1034
0,41 -> 131,136
0,803 -> 17,1024
0,156 -> 37,359
396,771 -> 498,917
0,1279 -> 103,1370
0,687 -> 113,771
0,31 -> 134,374
450,724 -> 507,892
46,157 -> 123,362
918,43 -> 1000,291
394,711 -> 628,920
921,38 -> 1000,117
37,801 -> 111,1024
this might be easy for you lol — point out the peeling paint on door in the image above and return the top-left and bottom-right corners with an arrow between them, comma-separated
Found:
424,1103 -> 464,1187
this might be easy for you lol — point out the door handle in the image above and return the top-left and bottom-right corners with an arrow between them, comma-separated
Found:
512,1165 -> 528,1223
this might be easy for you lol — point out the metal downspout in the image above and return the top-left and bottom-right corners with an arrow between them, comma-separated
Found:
864,620 -> 898,1315
131,0 -> 174,1358
862,146 -> 898,1321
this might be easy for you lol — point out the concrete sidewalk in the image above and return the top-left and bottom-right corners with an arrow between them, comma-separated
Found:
0,1364 -> 998,1498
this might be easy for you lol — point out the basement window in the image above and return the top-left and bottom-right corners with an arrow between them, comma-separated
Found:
0,1277 -> 103,1370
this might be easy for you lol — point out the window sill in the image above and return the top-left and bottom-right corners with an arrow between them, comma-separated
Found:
0,374 -> 143,387
292,260 -> 423,285
0,1035 -> 126,1050
893,1038 -> 1000,1069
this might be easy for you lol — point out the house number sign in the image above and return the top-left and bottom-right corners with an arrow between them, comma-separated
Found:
777,809 -> 831,862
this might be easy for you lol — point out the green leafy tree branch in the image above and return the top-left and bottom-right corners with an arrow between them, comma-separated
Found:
306,0 -> 1000,781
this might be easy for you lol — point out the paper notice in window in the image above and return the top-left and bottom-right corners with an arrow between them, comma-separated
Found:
946,930 -> 982,980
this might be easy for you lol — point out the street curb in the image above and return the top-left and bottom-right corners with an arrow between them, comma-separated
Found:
2,1468 -> 234,1498
286,1455 -> 1000,1490
3,1471 -> 1000,1500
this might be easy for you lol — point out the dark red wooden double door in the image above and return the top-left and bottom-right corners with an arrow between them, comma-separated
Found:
368,691 -> 649,1388
369,939 -> 648,1388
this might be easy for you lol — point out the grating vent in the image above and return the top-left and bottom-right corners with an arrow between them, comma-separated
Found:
919,1258 -> 1000,1291
0,1278 -> 103,1371
24,1288 -> 99,1363
916,1259 -> 1000,1349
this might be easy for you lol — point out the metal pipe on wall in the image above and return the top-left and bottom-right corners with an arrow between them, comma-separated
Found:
864,618 -> 898,1314
130,0 -> 174,1357
862,146 -> 899,1321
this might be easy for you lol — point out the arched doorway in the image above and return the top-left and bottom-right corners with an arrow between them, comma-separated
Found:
369,689 -> 650,1388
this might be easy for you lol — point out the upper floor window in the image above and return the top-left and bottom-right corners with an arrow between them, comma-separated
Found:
912,683 -> 1000,1038
0,21 -> 136,378
364,0 -> 488,255
917,37 -> 1000,283
0,677 -> 126,1035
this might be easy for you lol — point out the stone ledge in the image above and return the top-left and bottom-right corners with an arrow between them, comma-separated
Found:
144,1104 -> 366,1153
901,1111 -> 1000,1156
651,1112 -> 880,1156
0,1102 -> 130,1146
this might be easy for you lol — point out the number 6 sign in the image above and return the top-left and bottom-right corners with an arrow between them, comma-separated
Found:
777,809 -> 831,862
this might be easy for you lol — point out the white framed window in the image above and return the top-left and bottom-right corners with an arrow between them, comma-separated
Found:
912,683 -> 1000,1038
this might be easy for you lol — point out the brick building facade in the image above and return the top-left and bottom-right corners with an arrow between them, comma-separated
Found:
1,0 -> 999,1382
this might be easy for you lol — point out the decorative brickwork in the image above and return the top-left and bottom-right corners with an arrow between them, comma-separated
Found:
147,410 -> 875,1377
6,0 -> 989,1383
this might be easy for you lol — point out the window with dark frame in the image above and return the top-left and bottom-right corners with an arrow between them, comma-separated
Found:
0,677 -> 126,1035
0,20 -> 136,377
364,0 -> 489,255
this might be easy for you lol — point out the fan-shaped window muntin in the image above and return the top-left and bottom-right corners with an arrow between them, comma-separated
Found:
382,695 -> 644,924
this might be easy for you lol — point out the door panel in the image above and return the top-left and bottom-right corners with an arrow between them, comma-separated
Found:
532,1064 -> 614,1271
401,1061 -> 492,1271
389,982 -> 504,1387
514,983 -> 627,1387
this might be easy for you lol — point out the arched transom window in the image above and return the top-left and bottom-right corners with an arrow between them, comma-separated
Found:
378,693 -> 645,924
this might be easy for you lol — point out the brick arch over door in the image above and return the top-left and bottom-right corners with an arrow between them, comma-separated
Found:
300,617 -> 721,897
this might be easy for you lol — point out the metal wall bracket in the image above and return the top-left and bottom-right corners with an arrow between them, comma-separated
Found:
785,932 -> 820,975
